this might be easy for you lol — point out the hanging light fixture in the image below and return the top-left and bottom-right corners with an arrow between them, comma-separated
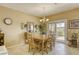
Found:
40,6 -> 49,23
40,16 -> 49,22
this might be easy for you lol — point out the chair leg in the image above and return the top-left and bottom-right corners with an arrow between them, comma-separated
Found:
41,42 -> 44,55
50,43 -> 52,51
46,47 -> 48,54
28,45 -> 31,52
32,48 -> 35,55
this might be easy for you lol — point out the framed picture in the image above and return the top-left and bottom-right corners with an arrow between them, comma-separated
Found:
27,22 -> 34,32
69,19 -> 79,29
34,24 -> 39,32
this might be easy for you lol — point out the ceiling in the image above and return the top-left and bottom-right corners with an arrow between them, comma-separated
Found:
0,3 -> 79,17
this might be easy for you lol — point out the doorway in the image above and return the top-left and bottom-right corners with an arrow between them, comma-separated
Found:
48,20 -> 67,44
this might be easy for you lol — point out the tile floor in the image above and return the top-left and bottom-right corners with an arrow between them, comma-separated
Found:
0,46 -> 8,55
6,42 -> 79,55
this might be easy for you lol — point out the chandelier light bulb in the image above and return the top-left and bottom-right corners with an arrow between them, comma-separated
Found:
40,19 -> 42,22
46,19 -> 49,22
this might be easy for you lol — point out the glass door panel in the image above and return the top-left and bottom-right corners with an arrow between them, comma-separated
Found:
55,22 -> 65,43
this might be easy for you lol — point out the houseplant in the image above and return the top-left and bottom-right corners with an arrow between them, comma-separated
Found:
38,22 -> 47,35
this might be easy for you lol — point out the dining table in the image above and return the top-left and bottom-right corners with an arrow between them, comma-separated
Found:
32,34 -> 49,54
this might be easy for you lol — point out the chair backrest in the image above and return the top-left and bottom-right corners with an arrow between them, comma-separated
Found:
27,33 -> 34,45
47,33 -> 55,42
24,32 -> 27,39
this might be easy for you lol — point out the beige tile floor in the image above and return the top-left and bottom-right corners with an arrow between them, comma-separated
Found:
6,42 -> 79,55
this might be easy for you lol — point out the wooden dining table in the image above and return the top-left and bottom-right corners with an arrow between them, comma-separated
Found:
32,34 -> 49,54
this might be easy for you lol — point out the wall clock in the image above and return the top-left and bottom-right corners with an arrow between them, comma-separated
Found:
4,18 -> 12,25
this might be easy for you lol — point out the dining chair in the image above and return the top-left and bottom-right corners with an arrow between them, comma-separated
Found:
47,33 -> 55,51
27,32 -> 40,54
39,34 -> 53,55
24,32 -> 28,44
40,35 -> 49,54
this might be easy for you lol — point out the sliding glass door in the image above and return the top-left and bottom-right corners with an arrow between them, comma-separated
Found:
48,20 -> 67,43
55,22 -> 66,43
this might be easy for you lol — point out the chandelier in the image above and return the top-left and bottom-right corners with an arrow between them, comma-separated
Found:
40,16 -> 49,23
40,6 -> 49,23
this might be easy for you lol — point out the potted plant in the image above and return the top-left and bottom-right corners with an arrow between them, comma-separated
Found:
38,23 -> 47,35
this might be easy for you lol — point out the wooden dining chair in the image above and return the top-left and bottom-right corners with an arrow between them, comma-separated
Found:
46,34 -> 55,51
24,32 -> 28,44
40,35 -> 49,54
47,36 -> 53,51
27,32 -> 40,54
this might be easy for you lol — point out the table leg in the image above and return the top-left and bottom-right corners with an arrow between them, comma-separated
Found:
42,41 -> 44,55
